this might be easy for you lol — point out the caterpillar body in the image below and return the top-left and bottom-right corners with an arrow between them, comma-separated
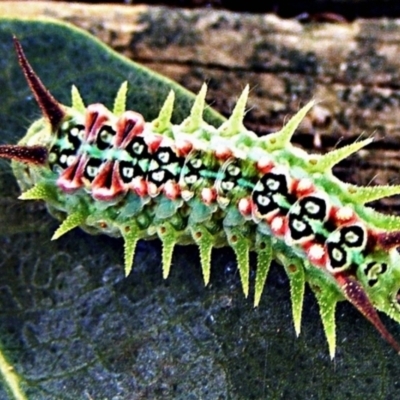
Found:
3,38 -> 400,359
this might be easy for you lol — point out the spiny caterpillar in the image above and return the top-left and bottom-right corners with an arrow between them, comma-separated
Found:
2,38 -> 400,360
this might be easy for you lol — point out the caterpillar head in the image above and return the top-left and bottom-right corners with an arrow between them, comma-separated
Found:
0,38 -> 146,199
0,37 -> 62,166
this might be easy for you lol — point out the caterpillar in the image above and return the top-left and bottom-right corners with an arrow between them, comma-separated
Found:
2,37 -> 400,360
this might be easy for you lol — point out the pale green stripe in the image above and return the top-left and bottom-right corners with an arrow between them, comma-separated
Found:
0,346 -> 27,400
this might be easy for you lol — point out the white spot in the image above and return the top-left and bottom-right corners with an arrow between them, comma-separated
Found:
67,155 -> 76,166
59,154 -> 67,165
271,217 -> 284,232
147,182 -> 159,197
164,181 -> 180,199
100,129 -> 113,144
227,165 -> 240,176
344,229 -> 362,245
181,189 -> 194,201
214,146 -> 232,160
257,195 -> 270,207
152,170 -> 165,183
336,206 -> 353,221
122,167 -> 134,179
255,181 -> 265,192
201,187 -> 216,205
308,244 -> 325,260
158,151 -> 170,163
87,166 -> 99,177
132,142 -> 144,155
305,200 -> 321,215
70,127 -> 79,137
292,219 -> 307,232
266,178 -> 280,191
331,247 -> 344,262
238,198 -> 251,216
297,178 -> 312,192
222,181 -> 235,191
191,158 -> 202,169
49,152 -> 57,163
257,157 -> 272,172
185,175 -> 198,185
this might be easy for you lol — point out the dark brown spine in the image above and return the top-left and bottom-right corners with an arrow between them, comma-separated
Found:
0,144 -> 48,165
13,36 -> 65,130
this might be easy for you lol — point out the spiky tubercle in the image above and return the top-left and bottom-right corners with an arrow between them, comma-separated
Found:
0,144 -> 47,165
4,39 -> 400,358
13,37 -> 65,130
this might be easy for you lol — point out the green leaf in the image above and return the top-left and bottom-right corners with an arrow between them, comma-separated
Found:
0,17 -> 400,400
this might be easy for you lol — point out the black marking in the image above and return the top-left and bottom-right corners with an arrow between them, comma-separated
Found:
219,161 -> 242,195
146,146 -> 184,188
96,125 -> 116,150
149,169 -> 166,183
155,146 -> 181,166
364,261 -> 376,276
181,155 -> 204,188
50,123 -> 85,171
49,146 -> 77,170
288,215 -> 313,241
122,136 -> 151,181
314,233 -> 327,245
84,158 -> 103,182
327,242 -> 348,270
369,278 -> 379,287
66,123 -> 84,150
189,158 -> 203,170
340,225 -> 365,248
364,262 -> 388,287
148,169 -> 176,186
156,147 -> 176,165
184,173 -> 199,185
323,219 -> 337,234
381,263 -> 388,274
396,289 -> 400,305
255,193 -> 280,215
298,196 -> 327,221
125,136 -> 149,158
263,173 -> 288,194
252,172 -> 291,216
119,161 -> 137,183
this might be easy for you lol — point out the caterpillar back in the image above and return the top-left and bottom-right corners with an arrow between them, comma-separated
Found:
2,37 -> 400,358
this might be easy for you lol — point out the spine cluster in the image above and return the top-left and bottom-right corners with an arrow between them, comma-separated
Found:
4,37 -> 400,358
